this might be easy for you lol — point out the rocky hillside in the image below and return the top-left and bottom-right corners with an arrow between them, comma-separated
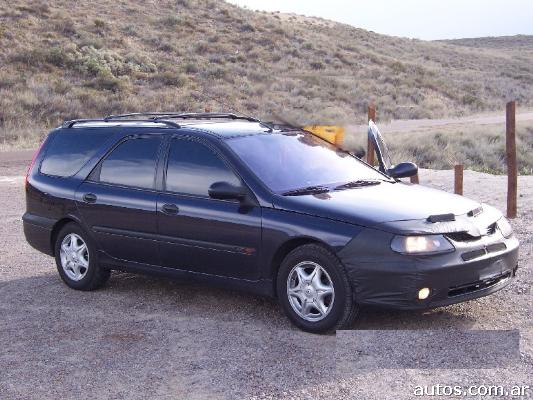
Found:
1,0 -> 532,145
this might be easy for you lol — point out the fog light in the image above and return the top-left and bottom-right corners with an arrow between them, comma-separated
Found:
418,288 -> 431,300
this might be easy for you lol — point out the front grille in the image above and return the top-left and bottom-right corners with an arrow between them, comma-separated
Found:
486,242 -> 507,253
448,272 -> 511,297
461,249 -> 487,261
461,242 -> 507,261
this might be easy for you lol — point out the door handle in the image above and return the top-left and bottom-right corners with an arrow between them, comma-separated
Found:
161,203 -> 179,215
83,193 -> 97,203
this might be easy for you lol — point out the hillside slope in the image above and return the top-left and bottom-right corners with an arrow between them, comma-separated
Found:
439,35 -> 533,50
1,0 -> 532,144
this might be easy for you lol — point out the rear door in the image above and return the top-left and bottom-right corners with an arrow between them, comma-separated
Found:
76,134 -> 164,265
156,137 -> 262,280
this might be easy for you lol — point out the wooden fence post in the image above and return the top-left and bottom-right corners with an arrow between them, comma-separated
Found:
506,101 -> 517,218
410,174 -> 419,184
367,104 -> 376,166
454,164 -> 463,195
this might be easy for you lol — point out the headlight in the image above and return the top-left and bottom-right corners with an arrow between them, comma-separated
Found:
391,235 -> 454,255
498,217 -> 513,238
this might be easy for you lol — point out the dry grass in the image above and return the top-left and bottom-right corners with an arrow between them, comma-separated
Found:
1,0 -> 533,172
344,121 -> 533,175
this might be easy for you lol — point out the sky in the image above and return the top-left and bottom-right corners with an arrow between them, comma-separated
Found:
227,0 -> 533,40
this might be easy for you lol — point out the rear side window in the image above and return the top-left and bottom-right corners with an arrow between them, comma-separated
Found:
98,137 -> 161,189
40,130 -> 113,177
165,139 -> 240,196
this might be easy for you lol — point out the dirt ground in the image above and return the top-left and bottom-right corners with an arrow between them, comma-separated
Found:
348,109 -> 533,134
0,152 -> 531,400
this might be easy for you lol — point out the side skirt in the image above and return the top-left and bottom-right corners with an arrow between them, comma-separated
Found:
97,251 -> 275,298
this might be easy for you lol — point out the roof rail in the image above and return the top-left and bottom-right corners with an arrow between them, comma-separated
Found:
62,118 -> 181,129
152,112 -> 274,132
101,112 -> 259,122
103,112 -> 181,121
61,111 -> 273,130
152,112 -> 259,122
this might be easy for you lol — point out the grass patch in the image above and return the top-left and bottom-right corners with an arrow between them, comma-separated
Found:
345,122 -> 533,175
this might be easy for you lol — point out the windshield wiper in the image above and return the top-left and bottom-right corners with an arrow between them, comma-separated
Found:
282,185 -> 330,196
334,179 -> 381,190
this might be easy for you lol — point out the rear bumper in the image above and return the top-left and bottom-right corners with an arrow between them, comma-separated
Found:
22,213 -> 55,256
339,229 -> 519,310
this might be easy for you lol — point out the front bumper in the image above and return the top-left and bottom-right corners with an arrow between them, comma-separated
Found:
338,228 -> 519,310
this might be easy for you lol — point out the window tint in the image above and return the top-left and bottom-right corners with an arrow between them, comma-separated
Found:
227,132 -> 387,193
99,137 -> 161,189
40,130 -> 113,177
166,139 -> 240,196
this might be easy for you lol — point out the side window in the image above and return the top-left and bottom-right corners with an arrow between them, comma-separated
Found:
40,130 -> 113,177
166,139 -> 241,197
98,137 -> 161,189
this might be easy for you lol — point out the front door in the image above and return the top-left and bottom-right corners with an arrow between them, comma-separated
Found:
157,137 -> 262,280
76,135 -> 163,265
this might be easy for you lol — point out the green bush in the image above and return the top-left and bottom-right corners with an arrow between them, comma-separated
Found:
194,41 -> 209,55
88,72 -> 131,93
94,19 -> 106,29
153,71 -> 188,87
310,61 -> 324,70
184,62 -> 199,74
240,23 -> 255,32
206,66 -> 227,79
46,47 -> 68,67
160,15 -> 181,28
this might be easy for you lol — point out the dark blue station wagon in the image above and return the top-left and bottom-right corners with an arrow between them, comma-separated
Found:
23,113 -> 519,333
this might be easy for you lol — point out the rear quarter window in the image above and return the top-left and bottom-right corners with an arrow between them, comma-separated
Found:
40,129 -> 114,177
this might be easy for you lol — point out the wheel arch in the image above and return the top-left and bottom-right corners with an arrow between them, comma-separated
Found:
269,236 -> 336,297
50,215 -> 85,256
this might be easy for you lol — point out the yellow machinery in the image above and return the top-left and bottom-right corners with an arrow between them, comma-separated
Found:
302,125 -> 345,147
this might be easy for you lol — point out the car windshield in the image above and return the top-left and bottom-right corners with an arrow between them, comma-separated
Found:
227,131 -> 389,194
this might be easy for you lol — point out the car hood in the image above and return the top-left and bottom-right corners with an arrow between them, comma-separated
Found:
272,181 -> 502,234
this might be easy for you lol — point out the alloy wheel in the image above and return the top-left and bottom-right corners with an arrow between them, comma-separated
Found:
59,233 -> 89,281
286,261 -> 335,322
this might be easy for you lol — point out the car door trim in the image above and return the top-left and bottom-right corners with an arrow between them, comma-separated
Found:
92,225 -> 256,255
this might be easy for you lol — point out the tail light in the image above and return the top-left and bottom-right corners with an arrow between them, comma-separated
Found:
25,141 -> 45,187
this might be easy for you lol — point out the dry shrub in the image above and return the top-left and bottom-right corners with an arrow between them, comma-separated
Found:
0,0 -> 531,175
151,71 -> 188,87
343,123 -> 533,175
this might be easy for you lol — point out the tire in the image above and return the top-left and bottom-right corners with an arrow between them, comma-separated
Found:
54,222 -> 110,291
277,244 -> 358,334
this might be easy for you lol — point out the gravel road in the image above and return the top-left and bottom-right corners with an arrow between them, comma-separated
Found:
0,152 -> 531,399
347,109 -> 533,133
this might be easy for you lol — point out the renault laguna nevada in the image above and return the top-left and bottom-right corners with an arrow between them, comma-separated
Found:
23,113 -> 519,333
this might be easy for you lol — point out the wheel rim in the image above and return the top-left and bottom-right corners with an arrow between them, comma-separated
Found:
286,261 -> 335,322
59,233 -> 89,281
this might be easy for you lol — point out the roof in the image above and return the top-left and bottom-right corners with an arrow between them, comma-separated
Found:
177,120 -> 273,138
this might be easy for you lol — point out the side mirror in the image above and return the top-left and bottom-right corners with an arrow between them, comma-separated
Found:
208,181 -> 248,201
387,162 -> 418,179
